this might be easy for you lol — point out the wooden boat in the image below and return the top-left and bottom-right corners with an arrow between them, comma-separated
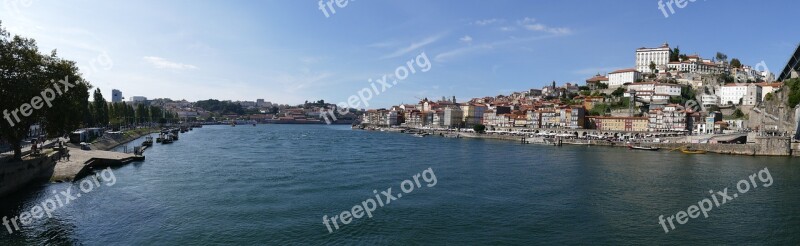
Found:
681,148 -> 706,154
628,144 -> 660,151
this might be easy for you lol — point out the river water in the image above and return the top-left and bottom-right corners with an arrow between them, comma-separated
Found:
1,125 -> 798,245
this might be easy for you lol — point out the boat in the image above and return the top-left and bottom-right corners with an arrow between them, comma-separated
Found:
161,136 -> 174,144
142,136 -> 154,147
628,144 -> 660,151
681,148 -> 706,154
413,133 -> 427,138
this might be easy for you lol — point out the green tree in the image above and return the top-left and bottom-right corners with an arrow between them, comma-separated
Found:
649,61 -> 656,72
473,124 -> 486,134
732,109 -> 744,118
670,47 -> 681,62
716,52 -> 728,63
92,88 -> 109,126
730,58 -> 742,68
0,23 -> 91,160
611,87 -> 626,97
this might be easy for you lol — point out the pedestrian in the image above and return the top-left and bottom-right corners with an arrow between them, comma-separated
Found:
65,151 -> 70,161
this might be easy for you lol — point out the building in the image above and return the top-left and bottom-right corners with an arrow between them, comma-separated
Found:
588,117 -> 649,132
718,84 -> 762,105
636,42 -> 672,73
460,104 -> 486,128
608,69 -> 642,87
757,82 -> 783,101
701,94 -> 719,107
743,84 -> 762,106
585,74 -> 609,89
648,104 -> 690,132
129,96 -> 147,104
443,107 -> 463,128
625,82 -> 682,102
112,89 -> 123,103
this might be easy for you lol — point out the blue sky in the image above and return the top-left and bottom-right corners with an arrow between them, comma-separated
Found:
1,0 -> 798,108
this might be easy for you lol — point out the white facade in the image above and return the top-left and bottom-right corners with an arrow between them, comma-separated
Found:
608,69 -> 642,87
636,43 -> 671,73
625,82 -> 681,97
718,84 -> 761,105
129,96 -> 147,103
701,94 -> 719,107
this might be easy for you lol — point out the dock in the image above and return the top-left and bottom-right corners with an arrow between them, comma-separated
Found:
51,147 -> 144,182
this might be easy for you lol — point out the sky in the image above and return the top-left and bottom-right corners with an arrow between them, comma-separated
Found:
1,0 -> 799,108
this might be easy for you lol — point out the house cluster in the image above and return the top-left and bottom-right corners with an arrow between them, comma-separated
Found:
363,42 -> 779,136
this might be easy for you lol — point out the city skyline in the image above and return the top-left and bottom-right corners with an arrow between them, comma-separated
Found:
2,0 -> 799,108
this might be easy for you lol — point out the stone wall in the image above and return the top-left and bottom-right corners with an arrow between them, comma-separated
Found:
0,153 -> 57,198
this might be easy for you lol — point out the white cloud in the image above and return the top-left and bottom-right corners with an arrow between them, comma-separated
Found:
459,35 -> 473,44
143,56 -> 198,70
517,17 -> 572,35
474,19 -> 501,26
381,34 -> 444,59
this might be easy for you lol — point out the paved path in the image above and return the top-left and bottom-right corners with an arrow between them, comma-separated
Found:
51,147 -> 135,181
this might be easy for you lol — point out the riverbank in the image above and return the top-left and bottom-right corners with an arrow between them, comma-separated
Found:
88,127 -> 159,151
357,127 -> 795,157
0,128 -> 158,197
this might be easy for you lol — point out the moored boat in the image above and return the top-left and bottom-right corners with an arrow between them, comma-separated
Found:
628,144 -> 660,151
681,148 -> 706,154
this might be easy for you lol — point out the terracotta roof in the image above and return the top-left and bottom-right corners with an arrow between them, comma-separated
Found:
610,68 -> 638,74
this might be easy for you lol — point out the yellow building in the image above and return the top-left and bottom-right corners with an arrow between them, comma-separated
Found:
588,117 -> 648,132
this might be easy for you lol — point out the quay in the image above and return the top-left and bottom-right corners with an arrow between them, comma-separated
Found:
359,126 -> 796,157
52,147 -> 145,182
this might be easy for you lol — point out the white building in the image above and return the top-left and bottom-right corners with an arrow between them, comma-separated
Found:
112,89 -> 123,103
129,96 -> 147,103
718,84 -> 762,106
625,82 -> 682,96
757,82 -> 782,101
701,94 -> 719,107
636,42 -> 672,73
608,69 -> 642,87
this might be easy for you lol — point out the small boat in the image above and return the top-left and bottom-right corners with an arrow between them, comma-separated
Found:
628,144 -> 660,151
142,136 -> 154,147
681,148 -> 706,154
413,133 -> 426,138
161,138 -> 173,144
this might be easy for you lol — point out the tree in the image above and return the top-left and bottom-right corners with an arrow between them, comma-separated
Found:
765,93 -> 774,101
670,47 -> 681,62
0,23 -> 91,160
611,87 -> 626,98
730,58 -> 742,68
732,109 -> 744,118
716,52 -> 728,63
473,124 -> 486,134
649,61 -> 657,72
92,88 -> 109,126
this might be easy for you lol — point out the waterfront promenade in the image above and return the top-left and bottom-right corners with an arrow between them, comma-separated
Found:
361,126 -> 796,156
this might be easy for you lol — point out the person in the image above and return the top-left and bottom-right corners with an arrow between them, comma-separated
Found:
65,151 -> 70,161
